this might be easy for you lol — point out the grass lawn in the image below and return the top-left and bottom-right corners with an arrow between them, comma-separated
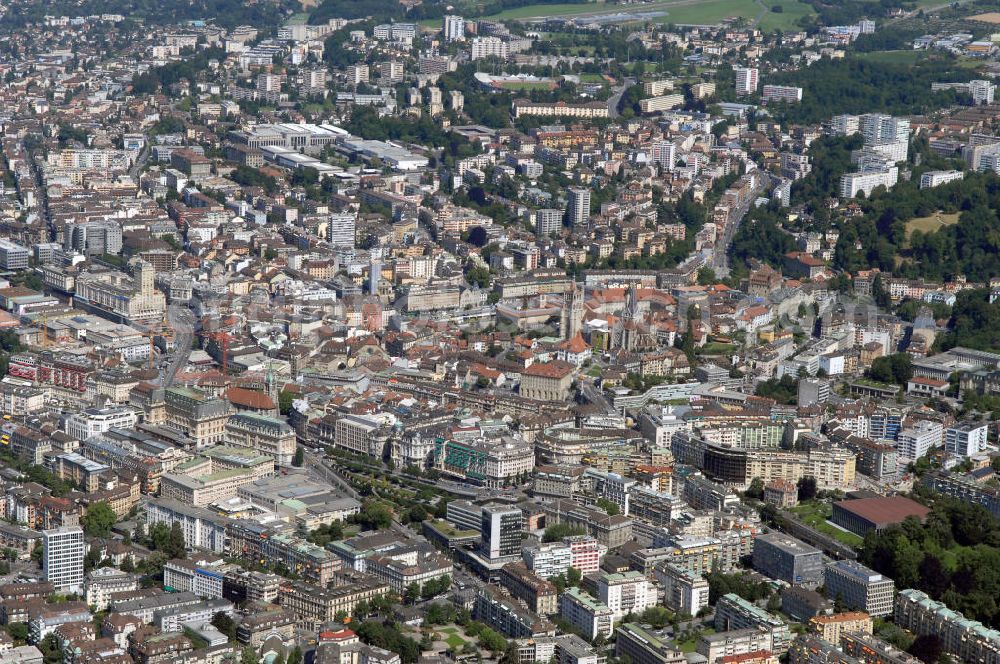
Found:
650,0 -> 814,28
481,0 -> 812,29
437,627 -> 467,650
675,638 -> 698,652
905,211 -> 960,240
757,0 -> 815,30
484,1 -> 607,20
286,12 -> 310,24
428,0 -> 811,27
856,50 -> 926,65
444,634 -> 466,649
791,501 -> 865,548
675,628 -> 714,652
579,72 -> 610,83
500,81 -> 556,90
698,342 -> 737,355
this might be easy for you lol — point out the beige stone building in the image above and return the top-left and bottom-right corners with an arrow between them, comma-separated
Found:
520,361 -> 574,402
809,611 -> 872,644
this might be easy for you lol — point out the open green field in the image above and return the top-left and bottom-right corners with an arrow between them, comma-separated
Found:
905,211 -> 960,239
477,0 -> 813,28
790,501 -> 865,548
757,0 -> 815,30
655,0 -> 812,28
856,49 -> 927,64
500,81 -> 556,90
483,1 -> 608,19
286,12 -> 310,24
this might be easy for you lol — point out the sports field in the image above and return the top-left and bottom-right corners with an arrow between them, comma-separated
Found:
479,0 -> 814,29
499,81 -> 557,90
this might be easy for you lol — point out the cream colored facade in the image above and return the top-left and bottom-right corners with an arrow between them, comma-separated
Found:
520,364 -> 573,402
809,612 -> 872,645
746,447 -> 856,490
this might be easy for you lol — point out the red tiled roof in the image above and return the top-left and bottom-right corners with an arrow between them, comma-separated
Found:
225,387 -> 275,410
522,360 -> 574,379
833,496 -> 930,527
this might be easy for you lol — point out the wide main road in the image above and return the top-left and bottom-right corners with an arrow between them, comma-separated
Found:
163,303 -> 195,386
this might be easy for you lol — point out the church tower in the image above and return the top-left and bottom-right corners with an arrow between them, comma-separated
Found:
561,283 -> 584,340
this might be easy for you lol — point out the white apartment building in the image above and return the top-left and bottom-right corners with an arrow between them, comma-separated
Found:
535,209 -> 564,237
839,167 -> 898,198
145,498 -> 227,554
831,114 -> 860,136
824,560 -> 895,617
64,406 -> 138,441
327,213 -> 357,249
762,85 -> 803,102
567,187 -> 591,227
524,546 -> 565,579
443,15 -> 465,41
334,415 -> 383,456
945,421 -> 989,457
734,67 -> 759,95
85,567 -> 138,611
651,141 -> 677,170
470,37 -> 508,61
656,563 -> 710,616
919,170 -> 963,189
43,527 -> 85,594
0,240 -> 29,271
867,139 -> 909,163
860,114 -> 909,144
896,420 -> 943,461
969,79 -> 996,104
523,536 -> 604,578
597,571 -> 656,620
163,558 -> 226,598
639,94 -> 685,113
559,588 -> 614,640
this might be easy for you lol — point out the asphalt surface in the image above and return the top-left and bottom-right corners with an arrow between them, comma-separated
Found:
163,303 -> 196,386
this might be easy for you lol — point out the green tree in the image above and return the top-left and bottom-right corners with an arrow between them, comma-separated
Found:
566,567 -> 582,587
212,612 -> 237,640
241,647 -> 260,664
476,626 -> 507,654
745,477 -> 765,500
355,500 -> 393,530
82,502 -> 117,538
5,623 -> 27,644
167,522 -> 187,558
867,353 -> 913,386
797,476 -> 818,502
288,647 -> 302,664
542,523 -> 586,542
40,635 -> 62,664
293,447 -> 304,467
499,642 -> 520,664
279,390 -> 295,415
908,634 -> 942,664
594,498 -> 620,516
